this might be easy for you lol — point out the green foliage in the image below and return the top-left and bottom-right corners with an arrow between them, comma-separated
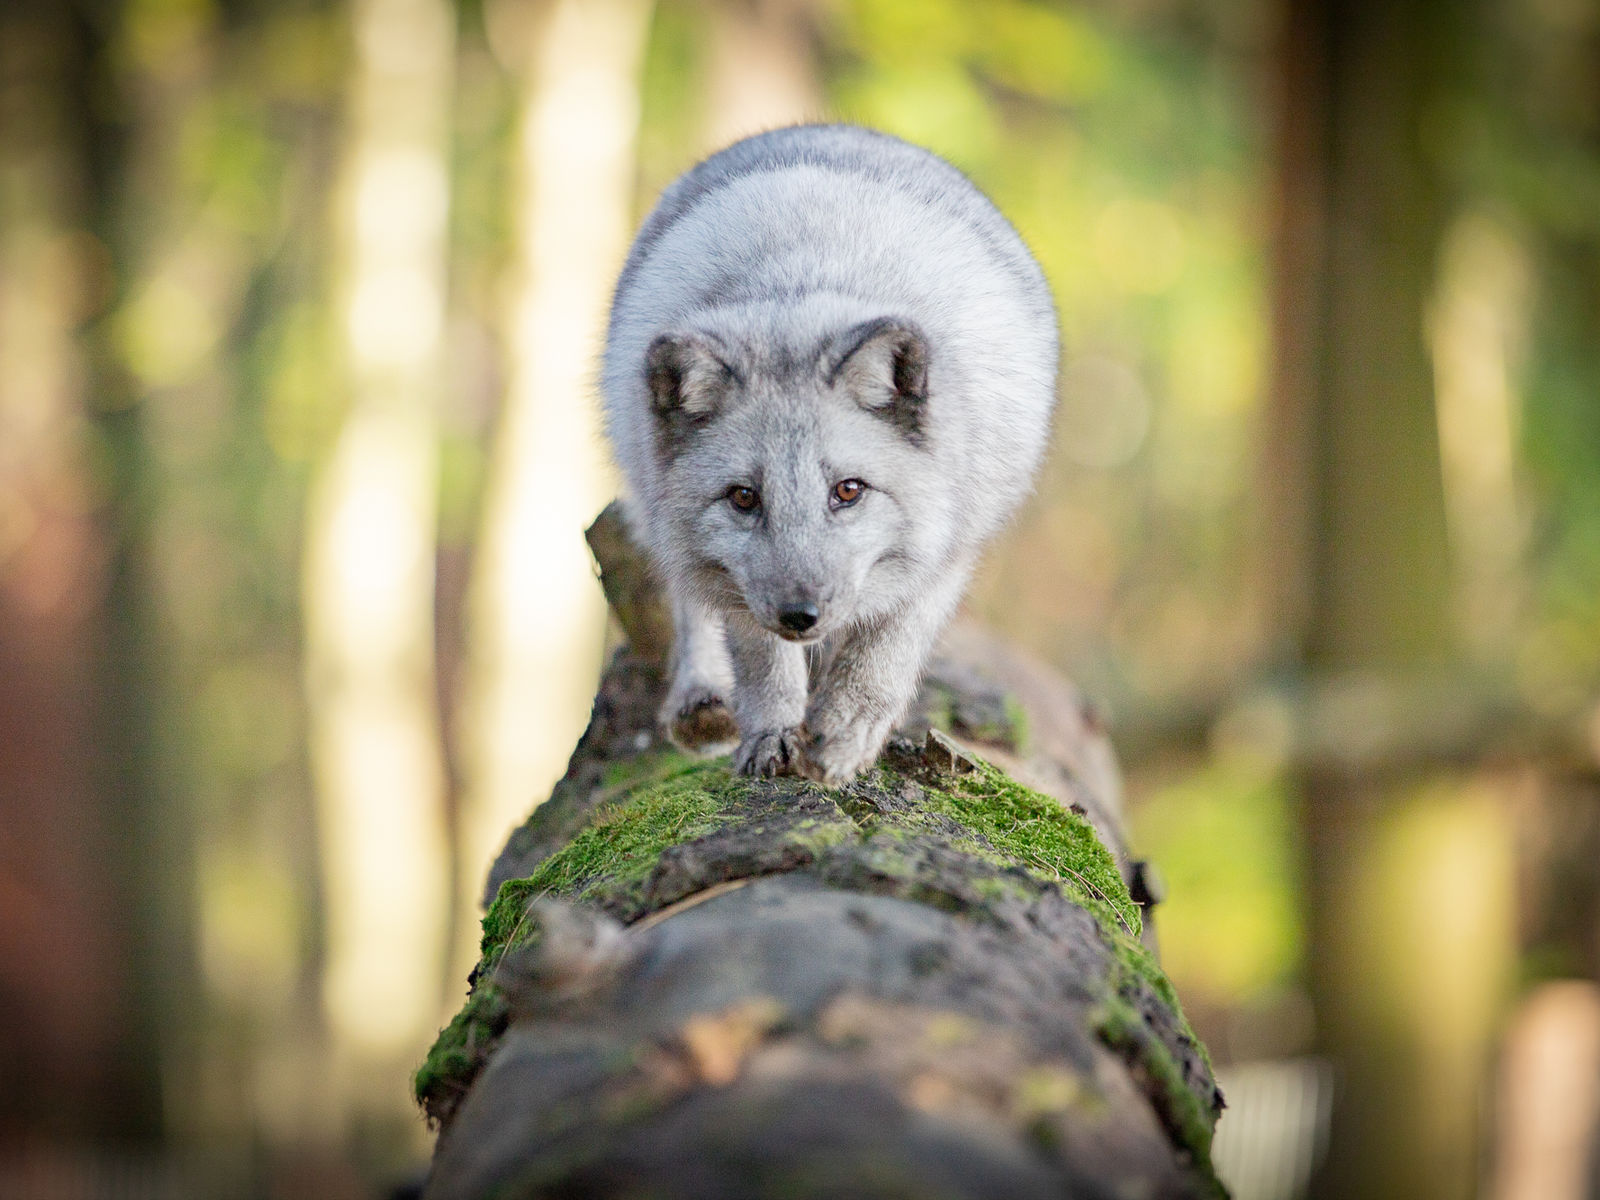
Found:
1131,756 -> 1303,1008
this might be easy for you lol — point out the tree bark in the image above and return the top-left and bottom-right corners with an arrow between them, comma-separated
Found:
415,507 -> 1224,1200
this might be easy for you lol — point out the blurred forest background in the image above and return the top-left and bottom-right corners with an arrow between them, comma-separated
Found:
3,0 -> 1599,1196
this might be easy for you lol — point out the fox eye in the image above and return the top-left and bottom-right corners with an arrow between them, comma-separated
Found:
831,479 -> 865,509
727,485 -> 760,512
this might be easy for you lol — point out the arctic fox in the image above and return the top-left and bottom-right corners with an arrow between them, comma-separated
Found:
602,124 -> 1058,784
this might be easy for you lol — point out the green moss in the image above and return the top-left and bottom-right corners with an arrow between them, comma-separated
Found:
419,758 -> 757,1119
828,761 -> 1149,934
964,872 -> 1039,905
598,745 -> 700,792
909,762 -> 1141,938
843,757 -> 1214,1174
422,744 -> 1220,1184
414,982 -> 510,1125
839,757 -> 1217,1182
1083,919 -> 1221,1191
853,807 -> 1001,860
1095,996 -> 1224,1195
481,757 -> 749,960
779,814 -> 856,856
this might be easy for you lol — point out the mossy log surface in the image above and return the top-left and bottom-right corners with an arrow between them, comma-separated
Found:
417,507 -> 1225,1200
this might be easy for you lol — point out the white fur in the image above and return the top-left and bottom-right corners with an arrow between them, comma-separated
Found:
602,124 -> 1058,783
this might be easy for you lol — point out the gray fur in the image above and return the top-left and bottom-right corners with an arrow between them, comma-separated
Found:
602,124 -> 1058,784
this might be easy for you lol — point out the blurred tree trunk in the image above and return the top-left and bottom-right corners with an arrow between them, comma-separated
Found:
1490,979 -> 1600,1200
1265,0 -> 1453,662
302,0 -> 456,1137
455,0 -> 652,981
94,0 -> 361,1165
0,0 -> 163,1144
1265,0 -> 1515,1197
699,0 -> 824,150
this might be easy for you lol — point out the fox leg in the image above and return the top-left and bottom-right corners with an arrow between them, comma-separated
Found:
803,566 -> 970,785
725,611 -> 809,777
660,593 -> 738,754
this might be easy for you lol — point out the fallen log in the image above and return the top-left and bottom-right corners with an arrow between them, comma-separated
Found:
416,506 -> 1225,1199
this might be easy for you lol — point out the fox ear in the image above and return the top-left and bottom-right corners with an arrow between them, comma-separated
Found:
645,332 -> 736,429
829,318 -> 929,442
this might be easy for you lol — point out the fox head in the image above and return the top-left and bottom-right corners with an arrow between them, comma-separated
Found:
644,317 -> 944,642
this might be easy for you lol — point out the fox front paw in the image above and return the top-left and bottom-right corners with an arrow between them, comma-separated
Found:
801,717 -> 892,786
662,687 -> 739,756
733,728 -> 806,778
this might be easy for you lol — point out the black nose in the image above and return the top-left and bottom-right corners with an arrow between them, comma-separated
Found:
778,603 -> 819,634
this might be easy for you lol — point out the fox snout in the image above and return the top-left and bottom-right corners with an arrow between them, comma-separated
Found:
763,588 -> 829,641
777,602 -> 819,635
